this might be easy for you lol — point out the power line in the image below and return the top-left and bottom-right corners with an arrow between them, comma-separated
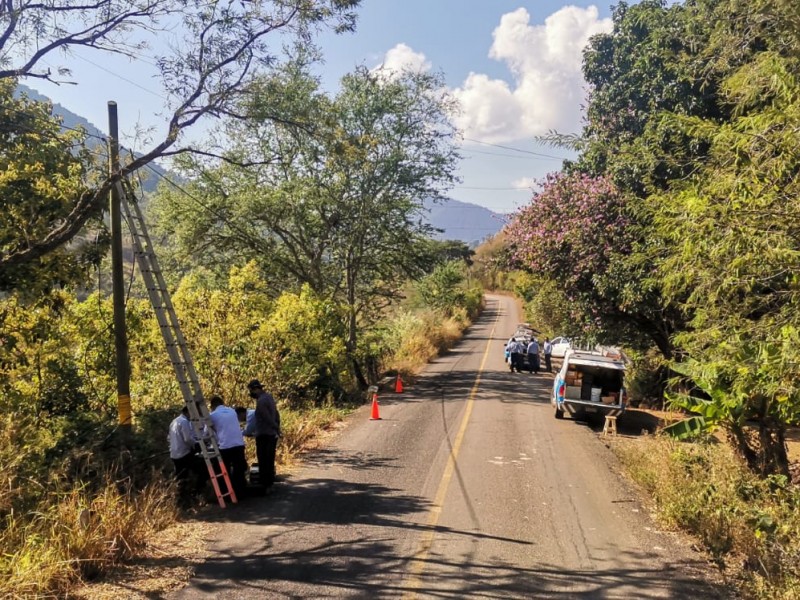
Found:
463,137 -> 567,160
454,185 -> 531,191
74,53 -> 167,101
463,148 -> 561,161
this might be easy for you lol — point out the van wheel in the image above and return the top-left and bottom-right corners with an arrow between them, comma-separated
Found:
555,406 -> 564,419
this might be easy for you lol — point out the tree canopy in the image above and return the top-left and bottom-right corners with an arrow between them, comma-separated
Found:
507,0 -> 800,476
0,79 -> 103,294
151,64 -> 461,385
0,0 -> 360,285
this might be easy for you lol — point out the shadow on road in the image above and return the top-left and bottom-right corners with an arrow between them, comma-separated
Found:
377,367 -> 556,410
183,495 -> 723,599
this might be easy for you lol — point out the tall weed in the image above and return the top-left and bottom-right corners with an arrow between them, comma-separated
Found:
0,476 -> 177,597
615,436 -> 800,599
384,309 -> 466,371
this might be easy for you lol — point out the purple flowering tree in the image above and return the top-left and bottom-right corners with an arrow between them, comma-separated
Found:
506,171 -> 676,358
507,172 -> 629,294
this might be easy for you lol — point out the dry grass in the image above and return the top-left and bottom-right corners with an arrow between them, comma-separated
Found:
391,311 -> 468,374
70,520 -> 214,600
278,403 -> 348,463
614,434 -> 800,599
0,475 -> 178,598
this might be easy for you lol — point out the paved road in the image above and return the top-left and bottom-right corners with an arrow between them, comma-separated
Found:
175,294 -> 725,599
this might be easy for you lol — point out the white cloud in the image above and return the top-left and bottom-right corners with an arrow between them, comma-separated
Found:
453,6 -> 612,144
374,43 -> 431,78
512,177 -> 538,190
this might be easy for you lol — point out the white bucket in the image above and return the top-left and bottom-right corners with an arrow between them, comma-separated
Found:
591,387 -> 602,402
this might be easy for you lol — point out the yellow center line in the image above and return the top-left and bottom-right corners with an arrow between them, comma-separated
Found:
403,313 -> 498,598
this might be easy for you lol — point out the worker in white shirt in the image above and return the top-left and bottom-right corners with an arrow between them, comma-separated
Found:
507,338 -> 525,373
168,406 -> 201,506
209,395 -> 248,500
543,338 -> 553,372
236,406 -> 257,437
527,338 -> 541,374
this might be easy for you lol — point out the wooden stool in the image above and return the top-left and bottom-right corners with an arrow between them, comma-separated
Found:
602,415 -> 618,437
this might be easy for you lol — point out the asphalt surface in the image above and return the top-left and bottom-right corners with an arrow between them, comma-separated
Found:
174,294 -> 727,599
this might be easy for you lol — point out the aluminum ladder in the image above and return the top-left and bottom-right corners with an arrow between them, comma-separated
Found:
118,181 -> 237,508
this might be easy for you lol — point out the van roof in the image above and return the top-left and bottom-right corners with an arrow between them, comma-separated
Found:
566,350 -> 626,370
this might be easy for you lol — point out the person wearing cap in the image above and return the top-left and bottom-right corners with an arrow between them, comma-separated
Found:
247,379 -> 281,488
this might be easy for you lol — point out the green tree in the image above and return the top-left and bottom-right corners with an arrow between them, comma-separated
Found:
0,80 -> 104,294
0,0 -> 359,283
471,232 -> 511,291
568,0 -> 800,475
152,65 -> 461,386
654,3 -> 800,475
514,1 -> 720,359
416,261 -> 467,317
424,239 -> 475,267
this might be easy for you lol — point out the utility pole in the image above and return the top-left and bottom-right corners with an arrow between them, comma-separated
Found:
108,101 -> 131,446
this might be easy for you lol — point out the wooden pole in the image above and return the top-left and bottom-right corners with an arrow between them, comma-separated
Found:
108,101 -> 131,445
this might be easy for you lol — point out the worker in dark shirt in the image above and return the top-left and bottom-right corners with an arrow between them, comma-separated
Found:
246,379 -> 281,488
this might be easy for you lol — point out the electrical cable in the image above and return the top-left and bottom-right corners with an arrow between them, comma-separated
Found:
463,137 -> 567,160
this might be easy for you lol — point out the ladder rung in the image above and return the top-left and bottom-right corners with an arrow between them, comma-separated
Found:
124,188 -> 235,508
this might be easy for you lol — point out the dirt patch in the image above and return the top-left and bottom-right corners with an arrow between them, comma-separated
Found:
615,408 -> 667,435
71,520 -> 214,599
787,428 -> 800,462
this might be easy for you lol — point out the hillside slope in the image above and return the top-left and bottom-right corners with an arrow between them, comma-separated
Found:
423,197 -> 505,246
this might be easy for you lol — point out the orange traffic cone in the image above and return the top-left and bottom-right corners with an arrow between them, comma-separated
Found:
370,393 -> 382,420
395,374 -> 404,393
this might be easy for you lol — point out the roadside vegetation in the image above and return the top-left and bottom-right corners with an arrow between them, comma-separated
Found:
504,0 -> 800,478
616,436 -> 800,599
494,1 -> 800,597
0,260 -> 481,597
0,1 -> 488,596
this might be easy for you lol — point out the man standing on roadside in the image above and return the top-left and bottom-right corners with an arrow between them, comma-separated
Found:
209,395 -> 248,500
247,379 -> 281,488
507,338 -> 524,373
527,338 -> 541,374
543,337 -> 553,373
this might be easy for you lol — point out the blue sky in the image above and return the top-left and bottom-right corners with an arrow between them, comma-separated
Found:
28,1 -> 617,215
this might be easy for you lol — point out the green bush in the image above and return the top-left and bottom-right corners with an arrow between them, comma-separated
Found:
625,348 -> 668,407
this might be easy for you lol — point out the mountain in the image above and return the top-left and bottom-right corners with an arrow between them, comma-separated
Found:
14,84 -> 169,193
13,86 -> 506,245
422,197 -> 505,246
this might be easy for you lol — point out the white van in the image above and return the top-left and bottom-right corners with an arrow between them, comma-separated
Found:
551,349 -> 627,419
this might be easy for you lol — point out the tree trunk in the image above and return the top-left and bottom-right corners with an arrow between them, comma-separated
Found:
726,420 -> 790,478
727,423 -> 760,474
757,419 -> 790,478
345,303 -> 368,389
350,355 -> 368,390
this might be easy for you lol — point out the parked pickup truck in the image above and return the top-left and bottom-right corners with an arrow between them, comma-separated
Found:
552,349 -> 627,420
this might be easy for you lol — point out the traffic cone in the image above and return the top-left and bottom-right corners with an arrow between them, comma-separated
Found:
370,393 -> 381,420
395,374 -> 404,393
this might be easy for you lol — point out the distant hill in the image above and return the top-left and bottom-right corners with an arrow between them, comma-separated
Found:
14,84 -> 168,193
422,197 -> 505,246
13,86 -> 506,245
